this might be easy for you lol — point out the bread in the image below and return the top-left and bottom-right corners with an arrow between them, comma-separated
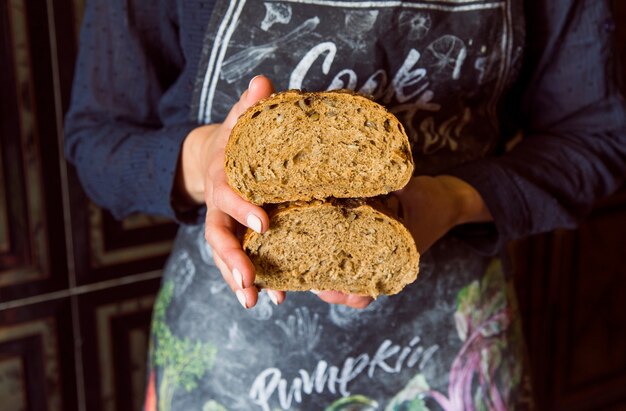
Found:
225,90 -> 414,205
243,200 -> 420,297
226,89 -> 420,296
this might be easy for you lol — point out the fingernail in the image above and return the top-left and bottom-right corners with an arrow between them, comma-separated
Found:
268,290 -> 279,305
247,214 -> 262,233
232,268 -> 244,289
236,289 -> 248,309
310,289 -> 320,295
248,75 -> 261,90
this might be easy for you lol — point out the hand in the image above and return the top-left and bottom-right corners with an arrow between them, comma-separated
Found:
312,290 -> 374,309
395,175 -> 493,254
312,175 -> 490,309
177,75 -> 285,309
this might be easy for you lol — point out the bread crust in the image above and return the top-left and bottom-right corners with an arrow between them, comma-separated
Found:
225,90 -> 414,205
228,89 -> 420,296
243,199 -> 419,297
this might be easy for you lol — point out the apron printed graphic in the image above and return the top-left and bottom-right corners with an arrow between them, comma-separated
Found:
149,230 -> 532,410
149,223 -> 533,410
145,1 -> 533,410
193,0 -> 521,174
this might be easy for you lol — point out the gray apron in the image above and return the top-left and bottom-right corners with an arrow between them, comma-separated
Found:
150,1 -> 533,409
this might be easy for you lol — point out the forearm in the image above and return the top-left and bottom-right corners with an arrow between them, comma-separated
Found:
64,0 -> 198,221
449,125 -> 626,238
444,0 -> 626,252
436,175 -> 493,226
175,124 -> 217,207
396,175 -> 493,254
65,121 -> 198,220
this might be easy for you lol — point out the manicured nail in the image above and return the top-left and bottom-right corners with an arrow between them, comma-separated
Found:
232,268 -> 244,289
268,290 -> 279,305
236,289 -> 248,309
249,75 -> 261,90
310,289 -> 320,295
247,214 -> 262,233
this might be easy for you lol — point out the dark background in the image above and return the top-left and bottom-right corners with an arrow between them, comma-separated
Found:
0,1 -> 624,410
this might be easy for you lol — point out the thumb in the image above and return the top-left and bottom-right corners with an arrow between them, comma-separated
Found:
223,75 -> 275,130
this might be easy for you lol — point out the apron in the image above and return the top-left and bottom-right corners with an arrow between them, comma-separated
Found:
149,1 -> 533,409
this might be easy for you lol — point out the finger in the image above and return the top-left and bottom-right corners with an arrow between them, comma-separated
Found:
213,252 -> 233,285
245,75 -> 275,105
238,286 -> 259,309
210,176 -> 269,233
345,294 -> 374,309
315,291 -> 373,309
214,250 -> 259,309
205,208 -> 256,289
223,75 -> 275,130
206,154 -> 269,233
265,289 -> 286,305
212,236 -> 279,309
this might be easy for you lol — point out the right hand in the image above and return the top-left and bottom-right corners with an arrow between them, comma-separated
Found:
177,75 -> 285,309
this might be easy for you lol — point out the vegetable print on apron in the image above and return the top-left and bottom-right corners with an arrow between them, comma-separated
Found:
147,1 -> 534,410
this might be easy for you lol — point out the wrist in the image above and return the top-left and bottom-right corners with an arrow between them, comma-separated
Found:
176,125 -> 213,205
436,175 -> 493,225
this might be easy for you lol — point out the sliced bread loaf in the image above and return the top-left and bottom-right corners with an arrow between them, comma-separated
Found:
243,200 -> 419,297
225,90 -> 414,205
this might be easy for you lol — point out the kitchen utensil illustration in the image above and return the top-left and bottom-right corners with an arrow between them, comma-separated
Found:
220,16 -> 320,84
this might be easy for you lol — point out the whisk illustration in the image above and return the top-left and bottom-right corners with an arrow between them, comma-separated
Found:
220,17 -> 320,84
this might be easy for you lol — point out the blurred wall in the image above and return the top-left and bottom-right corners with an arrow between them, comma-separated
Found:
0,1 -> 174,410
0,1 -> 624,410
511,2 -> 626,410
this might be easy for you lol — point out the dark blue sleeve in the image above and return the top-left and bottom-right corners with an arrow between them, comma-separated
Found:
448,0 -> 626,254
64,0 -> 200,222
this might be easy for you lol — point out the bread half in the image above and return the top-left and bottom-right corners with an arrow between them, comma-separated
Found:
243,200 -> 420,297
226,90 -> 414,205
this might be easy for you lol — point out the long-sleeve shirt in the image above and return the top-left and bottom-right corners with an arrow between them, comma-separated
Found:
64,0 -> 626,254
63,1 -> 626,409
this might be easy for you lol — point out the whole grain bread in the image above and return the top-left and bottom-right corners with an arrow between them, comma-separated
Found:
225,90 -> 414,205
243,200 -> 419,297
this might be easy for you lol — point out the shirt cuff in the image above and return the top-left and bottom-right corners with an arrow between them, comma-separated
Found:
445,158 -> 530,255
118,121 -> 203,224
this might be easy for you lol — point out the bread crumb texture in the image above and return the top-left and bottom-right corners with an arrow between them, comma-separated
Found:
244,201 -> 420,297
225,90 -> 414,205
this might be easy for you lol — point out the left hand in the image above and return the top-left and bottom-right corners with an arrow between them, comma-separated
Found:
177,75 -> 285,309
314,175 -> 492,309
395,175 -> 493,253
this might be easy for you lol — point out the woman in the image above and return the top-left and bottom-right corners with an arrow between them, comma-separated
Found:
65,0 -> 626,409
